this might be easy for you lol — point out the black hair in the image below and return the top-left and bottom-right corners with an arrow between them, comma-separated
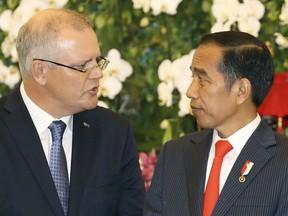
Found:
199,31 -> 274,107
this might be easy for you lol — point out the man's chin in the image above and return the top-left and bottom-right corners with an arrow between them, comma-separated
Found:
195,119 -> 210,130
84,100 -> 98,111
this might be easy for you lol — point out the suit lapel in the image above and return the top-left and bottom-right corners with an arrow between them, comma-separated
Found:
2,88 -> 64,216
68,112 -> 100,215
213,120 -> 276,215
184,129 -> 213,216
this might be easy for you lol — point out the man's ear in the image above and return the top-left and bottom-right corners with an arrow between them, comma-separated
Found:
31,60 -> 47,85
236,78 -> 251,104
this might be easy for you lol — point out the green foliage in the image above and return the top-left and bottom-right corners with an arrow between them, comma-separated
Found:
0,0 -> 287,153
63,0 -> 205,152
259,0 -> 288,72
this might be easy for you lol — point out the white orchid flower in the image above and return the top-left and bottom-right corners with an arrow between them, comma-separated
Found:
238,17 -> 261,37
99,75 -> 122,100
20,0 -> 68,9
0,62 -> 21,89
158,59 -> 174,84
178,94 -> 191,117
132,0 -> 151,13
211,20 -> 234,33
150,0 -> 182,16
279,0 -> 288,25
157,50 -> 194,111
157,81 -> 174,107
172,51 -> 194,95
211,0 -> 264,36
0,10 -> 13,32
238,0 -> 265,20
105,49 -> 133,82
0,0 -> 68,60
1,36 -> 15,59
212,0 -> 239,23
274,33 -> 288,49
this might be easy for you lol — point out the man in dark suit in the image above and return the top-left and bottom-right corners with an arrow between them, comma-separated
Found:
0,8 -> 145,216
144,31 -> 288,216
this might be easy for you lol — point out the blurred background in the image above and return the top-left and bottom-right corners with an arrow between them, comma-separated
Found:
0,0 -> 287,155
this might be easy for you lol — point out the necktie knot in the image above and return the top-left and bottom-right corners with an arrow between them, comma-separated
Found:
215,140 -> 233,158
49,120 -> 66,142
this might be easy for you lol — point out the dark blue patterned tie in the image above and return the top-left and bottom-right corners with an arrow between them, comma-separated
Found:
49,120 -> 69,216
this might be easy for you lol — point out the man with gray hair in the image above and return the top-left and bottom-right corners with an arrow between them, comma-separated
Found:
0,8 -> 144,216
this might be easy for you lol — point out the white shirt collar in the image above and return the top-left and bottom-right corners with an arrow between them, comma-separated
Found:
20,82 -> 72,134
212,114 -> 261,154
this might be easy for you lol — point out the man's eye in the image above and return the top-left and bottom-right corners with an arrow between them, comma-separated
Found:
198,76 -> 208,84
74,64 -> 86,70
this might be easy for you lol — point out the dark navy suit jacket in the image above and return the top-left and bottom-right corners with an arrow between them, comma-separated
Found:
144,120 -> 288,216
0,87 -> 145,216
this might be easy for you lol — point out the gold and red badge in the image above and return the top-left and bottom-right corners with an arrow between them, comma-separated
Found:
239,160 -> 254,183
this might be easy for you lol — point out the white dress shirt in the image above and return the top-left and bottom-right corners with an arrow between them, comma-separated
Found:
205,114 -> 261,192
20,83 -> 73,181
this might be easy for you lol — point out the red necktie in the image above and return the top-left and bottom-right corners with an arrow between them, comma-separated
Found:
203,140 -> 233,216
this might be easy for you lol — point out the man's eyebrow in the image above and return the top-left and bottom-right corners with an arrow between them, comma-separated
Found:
192,67 -> 208,77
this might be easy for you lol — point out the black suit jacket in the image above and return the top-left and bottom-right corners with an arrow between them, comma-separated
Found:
0,87 -> 145,216
144,120 -> 288,216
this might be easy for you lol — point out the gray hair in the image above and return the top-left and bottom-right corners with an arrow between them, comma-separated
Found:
16,8 -> 93,78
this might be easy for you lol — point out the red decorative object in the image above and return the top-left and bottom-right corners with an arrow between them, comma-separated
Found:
257,72 -> 288,134
139,149 -> 157,191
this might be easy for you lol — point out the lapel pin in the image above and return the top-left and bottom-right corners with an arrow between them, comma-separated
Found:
83,122 -> 90,128
239,160 -> 254,183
